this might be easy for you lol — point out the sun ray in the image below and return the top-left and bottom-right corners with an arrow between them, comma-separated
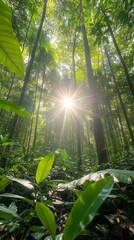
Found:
46,85 -> 92,128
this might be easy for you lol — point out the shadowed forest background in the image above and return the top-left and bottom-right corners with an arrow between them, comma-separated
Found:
0,0 -> 134,239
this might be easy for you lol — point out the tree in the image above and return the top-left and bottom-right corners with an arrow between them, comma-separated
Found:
80,1 -> 108,165
8,0 -> 48,140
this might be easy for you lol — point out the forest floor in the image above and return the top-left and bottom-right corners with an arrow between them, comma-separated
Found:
0,161 -> 134,240
0,171 -> 134,240
53,181 -> 134,240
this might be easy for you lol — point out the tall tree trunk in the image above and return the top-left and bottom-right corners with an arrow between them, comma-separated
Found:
27,70 -> 40,149
102,8 -> 134,97
33,66 -> 46,147
72,29 -> 82,166
116,104 -> 128,148
101,50 -> 123,152
104,45 -> 134,144
80,2 -> 108,165
8,0 -> 47,140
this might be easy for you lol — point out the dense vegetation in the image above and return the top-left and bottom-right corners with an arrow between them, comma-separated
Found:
0,0 -> 134,239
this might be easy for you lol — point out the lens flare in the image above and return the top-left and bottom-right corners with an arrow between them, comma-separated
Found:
63,97 -> 73,109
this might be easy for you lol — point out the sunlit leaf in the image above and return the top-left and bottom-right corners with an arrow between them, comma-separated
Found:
58,169 -> 134,189
0,0 -> 24,78
0,175 -> 11,191
36,154 -> 55,184
0,99 -> 30,117
7,175 -> 34,189
63,176 -> 114,240
35,202 -> 56,240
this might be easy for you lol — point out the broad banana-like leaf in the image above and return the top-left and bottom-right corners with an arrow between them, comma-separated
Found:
63,176 -> 114,240
0,0 -> 24,78
58,169 -> 134,190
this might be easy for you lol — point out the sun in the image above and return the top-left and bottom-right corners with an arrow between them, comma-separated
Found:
63,97 -> 73,109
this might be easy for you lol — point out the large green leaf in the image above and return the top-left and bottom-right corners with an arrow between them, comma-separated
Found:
35,202 -> 56,240
0,0 -> 24,78
7,175 -> 34,189
36,154 -> 55,184
63,176 -> 114,240
58,169 -> 134,190
0,99 -> 30,117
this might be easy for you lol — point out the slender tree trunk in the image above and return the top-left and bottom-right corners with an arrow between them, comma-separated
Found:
33,66 -> 46,147
72,29 -> 82,166
8,0 -> 47,140
45,120 -> 51,148
21,11 -> 34,53
27,67 -> 40,149
117,106 -> 128,147
101,51 -> 123,152
80,3 -> 108,165
102,8 -> 134,97
97,66 -> 118,154
6,74 -> 15,100
104,45 -> 134,144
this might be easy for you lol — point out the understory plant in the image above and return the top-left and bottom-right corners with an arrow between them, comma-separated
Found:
0,152 -> 134,240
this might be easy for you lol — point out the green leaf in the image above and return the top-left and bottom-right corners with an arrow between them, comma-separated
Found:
101,169 -> 134,183
63,176 -> 114,240
29,225 -> 44,233
58,169 -> 134,190
0,175 -> 11,191
36,154 -> 55,184
60,149 -> 68,162
0,204 -> 20,218
0,193 -> 33,206
0,99 -> 30,117
0,0 -> 24,78
35,202 -> 56,240
7,175 -> 34,189
87,169 -> 134,184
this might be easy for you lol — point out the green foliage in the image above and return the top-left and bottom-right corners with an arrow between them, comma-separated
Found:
60,149 -> 68,162
1,150 -> 134,239
0,203 -> 19,218
63,176 -> 114,240
0,193 -> 33,206
36,154 -> 55,184
58,169 -> 134,190
0,98 -> 30,117
0,1 -> 134,239
7,175 -> 34,189
0,175 -> 10,191
0,0 -> 24,78
36,202 -> 56,240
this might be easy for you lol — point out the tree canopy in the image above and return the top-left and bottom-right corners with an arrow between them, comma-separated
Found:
0,0 -> 134,239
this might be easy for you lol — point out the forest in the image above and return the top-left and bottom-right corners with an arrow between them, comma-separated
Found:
0,0 -> 134,239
